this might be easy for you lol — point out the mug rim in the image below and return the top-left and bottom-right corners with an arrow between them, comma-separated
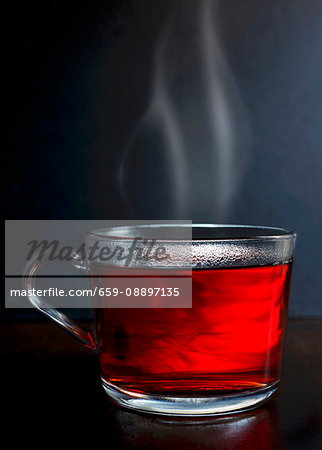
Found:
86,223 -> 296,243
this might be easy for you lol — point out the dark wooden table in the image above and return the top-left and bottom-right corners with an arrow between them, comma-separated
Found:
1,319 -> 321,449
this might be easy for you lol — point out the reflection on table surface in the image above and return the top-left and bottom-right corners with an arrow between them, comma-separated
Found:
100,396 -> 320,450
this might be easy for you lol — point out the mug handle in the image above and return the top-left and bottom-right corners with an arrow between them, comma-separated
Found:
24,250 -> 96,350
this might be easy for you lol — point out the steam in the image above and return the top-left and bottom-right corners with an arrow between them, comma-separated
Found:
120,0 -> 251,220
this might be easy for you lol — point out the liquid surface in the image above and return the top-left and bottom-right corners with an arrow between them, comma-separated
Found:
92,263 -> 292,395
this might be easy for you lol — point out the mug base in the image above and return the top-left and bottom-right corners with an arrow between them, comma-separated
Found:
101,378 -> 279,416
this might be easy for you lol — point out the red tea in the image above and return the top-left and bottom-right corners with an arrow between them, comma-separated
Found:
91,263 -> 292,396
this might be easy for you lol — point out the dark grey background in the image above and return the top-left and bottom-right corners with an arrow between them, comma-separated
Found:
5,0 -> 322,317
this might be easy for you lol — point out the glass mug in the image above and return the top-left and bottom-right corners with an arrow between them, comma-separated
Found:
26,224 -> 296,416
